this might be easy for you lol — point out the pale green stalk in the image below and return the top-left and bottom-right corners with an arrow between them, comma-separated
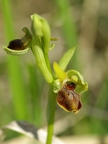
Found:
46,85 -> 56,144
31,36 -> 56,143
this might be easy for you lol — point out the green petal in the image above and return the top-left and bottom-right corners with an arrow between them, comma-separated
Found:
53,62 -> 66,81
75,82 -> 88,94
66,70 -> 88,94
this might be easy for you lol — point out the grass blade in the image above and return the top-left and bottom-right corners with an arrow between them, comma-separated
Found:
1,0 -> 28,120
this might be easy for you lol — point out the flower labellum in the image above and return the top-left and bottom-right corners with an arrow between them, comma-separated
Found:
57,81 -> 82,113
8,39 -> 25,50
3,27 -> 32,55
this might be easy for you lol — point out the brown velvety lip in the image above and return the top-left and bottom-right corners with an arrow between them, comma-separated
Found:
56,81 -> 82,112
8,39 -> 25,50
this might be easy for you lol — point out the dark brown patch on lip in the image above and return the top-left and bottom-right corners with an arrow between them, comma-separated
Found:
8,39 -> 25,50
65,81 -> 76,90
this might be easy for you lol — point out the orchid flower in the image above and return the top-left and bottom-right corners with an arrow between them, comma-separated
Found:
53,62 -> 88,113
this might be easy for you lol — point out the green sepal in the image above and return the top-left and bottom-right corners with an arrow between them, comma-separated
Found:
59,46 -> 76,71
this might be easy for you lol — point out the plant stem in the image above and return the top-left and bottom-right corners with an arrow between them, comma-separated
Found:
46,84 -> 56,144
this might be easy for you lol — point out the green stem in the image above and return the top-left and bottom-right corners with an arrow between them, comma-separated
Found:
46,84 -> 56,144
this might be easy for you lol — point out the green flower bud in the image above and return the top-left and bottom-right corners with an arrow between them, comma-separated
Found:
31,14 -> 54,83
31,14 -> 43,36
31,13 -> 51,53
41,18 -> 51,53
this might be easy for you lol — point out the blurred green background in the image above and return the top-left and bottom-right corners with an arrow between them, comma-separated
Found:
0,0 -> 108,142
